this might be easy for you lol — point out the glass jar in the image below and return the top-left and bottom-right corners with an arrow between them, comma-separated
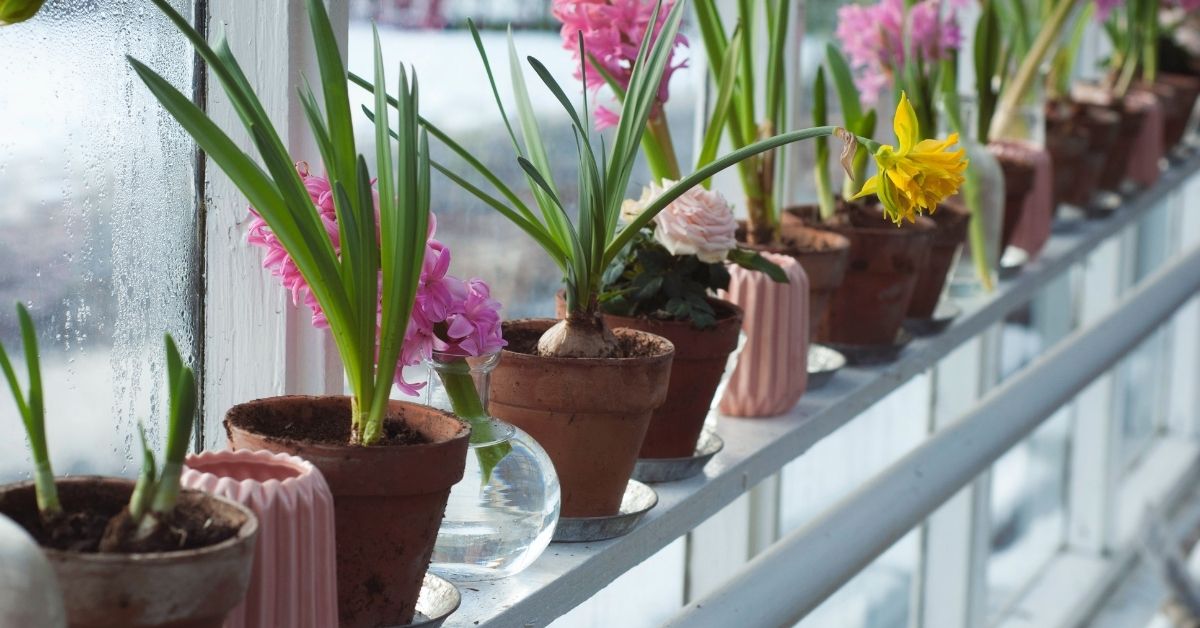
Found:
423,351 -> 560,581
942,100 -> 1006,297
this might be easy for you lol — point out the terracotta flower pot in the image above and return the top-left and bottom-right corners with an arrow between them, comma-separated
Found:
1073,85 -> 1157,193
488,319 -> 674,517
907,202 -> 969,318
597,299 -> 743,458
1159,73 -> 1200,149
989,146 -> 1036,251
741,211 -> 851,336
0,477 -> 257,628
1045,101 -> 1093,210
1062,104 -> 1122,208
990,140 -> 1054,260
181,449 -> 338,628
224,396 -> 469,628
815,206 -> 935,347
718,253 -> 809,417
1125,89 -> 1165,187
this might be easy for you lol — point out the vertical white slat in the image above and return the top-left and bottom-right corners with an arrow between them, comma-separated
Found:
203,0 -> 345,449
551,538 -> 687,628
687,493 -> 753,601
1067,237 -> 1123,554
1167,173 -> 1200,438
917,338 -> 991,628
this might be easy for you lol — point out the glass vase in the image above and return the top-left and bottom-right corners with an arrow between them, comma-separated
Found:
423,351 -> 560,581
949,140 -> 1005,297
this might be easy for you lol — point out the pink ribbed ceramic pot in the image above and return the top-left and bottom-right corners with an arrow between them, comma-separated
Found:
1126,90 -> 1165,187
718,252 -> 809,417
182,449 -> 338,628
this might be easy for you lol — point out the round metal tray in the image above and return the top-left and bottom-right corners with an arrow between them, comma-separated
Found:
552,480 -> 658,543
633,431 -> 724,483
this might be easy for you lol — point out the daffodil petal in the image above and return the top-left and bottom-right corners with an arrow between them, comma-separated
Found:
892,92 -> 920,155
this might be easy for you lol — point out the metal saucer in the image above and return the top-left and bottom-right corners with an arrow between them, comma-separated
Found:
807,344 -> 847,390
633,431 -> 724,483
552,480 -> 658,543
903,300 -> 963,337
825,328 -> 914,366
999,246 -> 1029,279
404,573 -> 461,627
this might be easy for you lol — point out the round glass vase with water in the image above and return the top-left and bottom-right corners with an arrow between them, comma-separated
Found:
423,351 -> 560,581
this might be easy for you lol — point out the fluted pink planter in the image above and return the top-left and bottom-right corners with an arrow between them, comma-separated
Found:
719,252 -> 809,417
182,449 -> 338,628
1127,90 -> 1165,187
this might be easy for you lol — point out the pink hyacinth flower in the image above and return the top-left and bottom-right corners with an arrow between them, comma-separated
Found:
552,0 -> 689,130
246,164 -> 507,397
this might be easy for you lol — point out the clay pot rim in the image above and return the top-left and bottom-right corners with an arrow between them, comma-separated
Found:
781,204 -> 935,237
2,476 -> 258,563
225,395 -> 470,454
601,297 -> 745,331
500,317 -> 675,364
184,449 -> 316,492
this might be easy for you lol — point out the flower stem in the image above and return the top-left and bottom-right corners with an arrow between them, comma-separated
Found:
644,111 -> 682,181
436,358 -> 511,483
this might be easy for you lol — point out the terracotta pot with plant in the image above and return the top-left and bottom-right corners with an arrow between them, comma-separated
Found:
129,2 -> 502,625
389,1 -> 966,512
813,0 -> 969,344
691,3 -> 852,333
0,315 -> 257,628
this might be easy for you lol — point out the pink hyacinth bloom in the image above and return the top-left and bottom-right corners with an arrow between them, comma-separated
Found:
1095,0 -> 1123,21
246,164 -> 506,398
552,0 -> 689,130
835,0 -> 962,107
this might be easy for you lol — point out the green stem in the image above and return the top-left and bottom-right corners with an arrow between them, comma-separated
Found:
644,111 -> 682,181
150,462 -> 182,515
32,461 -> 59,519
436,359 -> 511,483
964,164 -> 995,292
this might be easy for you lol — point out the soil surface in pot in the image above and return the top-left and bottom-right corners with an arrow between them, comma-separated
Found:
1,481 -> 239,554
232,402 -> 429,446
504,322 -> 666,358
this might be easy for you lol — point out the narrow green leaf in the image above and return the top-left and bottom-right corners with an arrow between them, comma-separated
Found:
696,27 -> 744,175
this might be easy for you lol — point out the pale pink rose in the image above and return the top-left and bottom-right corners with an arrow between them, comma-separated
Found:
629,179 -> 737,263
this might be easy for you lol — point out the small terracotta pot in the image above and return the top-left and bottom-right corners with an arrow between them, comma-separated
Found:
224,396 -> 469,628
182,449 -> 338,628
0,477 -> 257,628
1045,101 -> 1093,210
907,201 -> 970,318
814,205 -> 935,346
741,212 -> 851,335
488,319 -> 674,517
991,140 -> 1054,260
718,253 -> 809,417
1067,104 -> 1122,207
1125,89 -> 1165,187
595,300 -> 743,458
989,146 -> 1036,251
1159,73 -> 1200,149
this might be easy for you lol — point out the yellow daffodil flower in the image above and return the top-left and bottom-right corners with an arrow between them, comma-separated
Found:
854,92 -> 969,225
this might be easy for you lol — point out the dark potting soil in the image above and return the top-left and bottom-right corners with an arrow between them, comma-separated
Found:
503,321 -> 671,359
234,400 -> 429,447
6,488 -> 238,554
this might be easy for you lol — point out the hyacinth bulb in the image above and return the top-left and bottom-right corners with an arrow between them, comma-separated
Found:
0,0 -> 45,25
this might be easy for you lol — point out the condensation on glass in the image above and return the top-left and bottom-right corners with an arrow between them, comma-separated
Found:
0,1 -> 200,480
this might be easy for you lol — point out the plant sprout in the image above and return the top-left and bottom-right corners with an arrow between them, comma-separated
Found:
99,335 -> 198,551
0,303 -> 58,522
131,0 -> 430,446
1,305 -> 200,548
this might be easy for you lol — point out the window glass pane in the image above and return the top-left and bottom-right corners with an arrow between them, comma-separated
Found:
0,1 -> 199,480
348,2 -> 697,318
